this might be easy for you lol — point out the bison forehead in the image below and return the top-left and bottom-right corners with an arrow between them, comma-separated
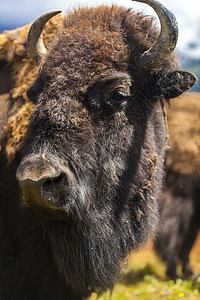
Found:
42,32 -> 128,89
40,6 -> 155,86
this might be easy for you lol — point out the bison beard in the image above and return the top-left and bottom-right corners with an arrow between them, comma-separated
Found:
48,180 -> 155,295
48,219 -> 126,294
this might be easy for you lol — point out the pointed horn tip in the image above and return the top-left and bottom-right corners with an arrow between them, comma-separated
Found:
38,9 -> 62,18
27,9 -> 62,64
132,0 -> 178,70
28,9 -> 62,35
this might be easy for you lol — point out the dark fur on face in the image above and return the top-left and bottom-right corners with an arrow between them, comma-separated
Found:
0,5 -> 196,299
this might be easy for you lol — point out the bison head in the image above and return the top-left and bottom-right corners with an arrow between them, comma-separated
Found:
15,0 -> 196,295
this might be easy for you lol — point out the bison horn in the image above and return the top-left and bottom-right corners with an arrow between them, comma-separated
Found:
133,0 -> 178,70
27,10 -> 62,64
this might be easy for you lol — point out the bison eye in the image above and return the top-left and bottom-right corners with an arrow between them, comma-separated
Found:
111,91 -> 127,104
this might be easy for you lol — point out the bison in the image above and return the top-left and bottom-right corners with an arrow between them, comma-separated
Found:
154,93 -> 200,280
0,0 -> 196,299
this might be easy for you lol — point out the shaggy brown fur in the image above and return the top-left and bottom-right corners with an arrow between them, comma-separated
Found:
155,93 -> 200,279
0,14 -> 64,160
0,5 -> 196,300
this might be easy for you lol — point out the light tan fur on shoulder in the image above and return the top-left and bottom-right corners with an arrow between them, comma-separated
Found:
2,102 -> 34,161
0,14 -> 64,161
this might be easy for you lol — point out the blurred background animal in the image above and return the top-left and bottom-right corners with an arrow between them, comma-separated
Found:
154,93 -> 200,280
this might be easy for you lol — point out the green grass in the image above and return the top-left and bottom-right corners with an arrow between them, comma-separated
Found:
90,237 -> 200,300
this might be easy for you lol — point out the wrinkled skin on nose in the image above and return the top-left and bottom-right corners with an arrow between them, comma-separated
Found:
16,154 -> 73,220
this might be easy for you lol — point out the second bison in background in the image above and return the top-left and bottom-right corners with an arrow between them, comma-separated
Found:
154,93 -> 200,280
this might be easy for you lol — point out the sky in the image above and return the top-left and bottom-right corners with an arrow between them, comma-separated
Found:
0,0 -> 200,60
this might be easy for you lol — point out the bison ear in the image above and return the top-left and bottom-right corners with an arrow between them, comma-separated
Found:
158,71 -> 197,99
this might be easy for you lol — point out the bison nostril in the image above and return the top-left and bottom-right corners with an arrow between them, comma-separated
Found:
41,173 -> 68,207
42,173 -> 66,191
